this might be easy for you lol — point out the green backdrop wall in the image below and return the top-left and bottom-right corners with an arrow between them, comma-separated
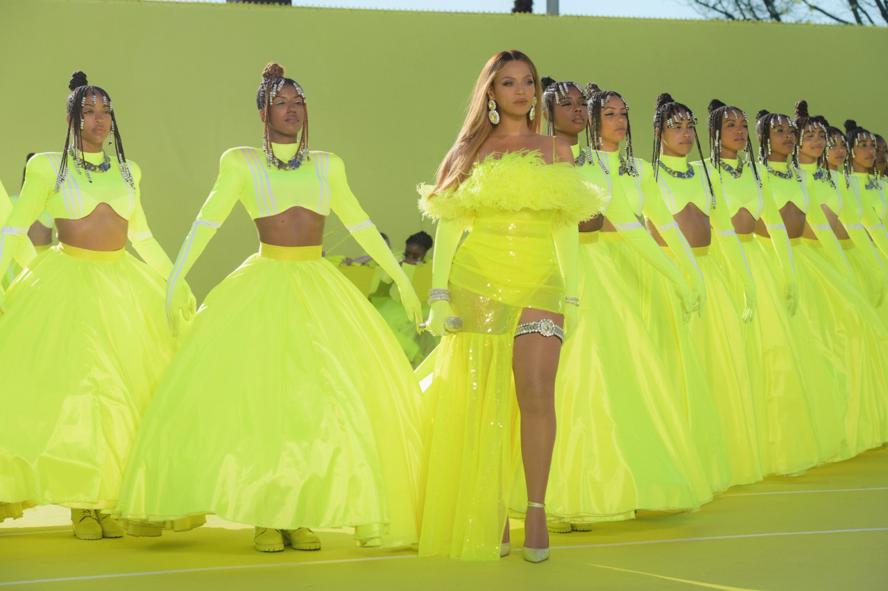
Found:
1,0 -> 886,298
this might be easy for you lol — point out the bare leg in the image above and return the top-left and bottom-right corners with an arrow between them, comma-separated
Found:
513,308 -> 563,551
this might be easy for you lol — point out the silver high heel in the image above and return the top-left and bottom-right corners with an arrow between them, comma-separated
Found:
523,501 -> 550,563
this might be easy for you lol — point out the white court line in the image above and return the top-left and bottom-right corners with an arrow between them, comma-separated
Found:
1,527 -> 887,586
725,486 -> 888,497
557,527 -> 888,551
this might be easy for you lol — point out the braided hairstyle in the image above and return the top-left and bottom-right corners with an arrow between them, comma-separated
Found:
541,76 -> 585,137
755,109 -> 796,166
825,125 -> 850,184
586,86 -> 637,176
22,152 -> 35,187
844,119 -> 877,175
256,62 -> 309,165
57,71 -> 133,190
793,100 -> 832,184
876,134 -> 888,177
651,93 -> 713,200
707,98 -> 759,184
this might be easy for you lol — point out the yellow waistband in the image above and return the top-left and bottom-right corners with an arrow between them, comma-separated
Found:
801,237 -> 821,248
838,239 -> 855,250
259,243 -> 323,261
579,232 -> 599,244
737,233 -> 754,243
692,245 -> 710,256
789,238 -> 802,246
59,242 -> 125,261
598,231 -> 621,242
35,244 -> 51,253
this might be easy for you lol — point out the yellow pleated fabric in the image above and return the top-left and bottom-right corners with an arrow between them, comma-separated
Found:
791,238 -> 887,455
0,244 -> 173,511
543,232 -> 712,524
116,247 -> 423,547
622,245 -> 732,493
715,234 -> 821,475
688,246 -> 764,486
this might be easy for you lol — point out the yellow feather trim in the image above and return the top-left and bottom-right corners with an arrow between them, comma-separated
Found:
418,151 -> 603,226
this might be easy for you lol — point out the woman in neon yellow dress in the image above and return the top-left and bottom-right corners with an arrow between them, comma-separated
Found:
542,81 -> 713,534
116,63 -> 425,553
0,72 -> 180,537
576,89 -> 731,494
829,124 -> 888,315
842,121 -> 888,266
704,100 -> 822,475
756,109 -> 886,457
417,51 -> 599,562
644,93 -> 763,488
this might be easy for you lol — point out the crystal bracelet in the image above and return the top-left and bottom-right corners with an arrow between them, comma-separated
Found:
428,288 -> 451,303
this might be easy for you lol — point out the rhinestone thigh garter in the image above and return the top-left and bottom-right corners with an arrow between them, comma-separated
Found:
514,318 -> 564,343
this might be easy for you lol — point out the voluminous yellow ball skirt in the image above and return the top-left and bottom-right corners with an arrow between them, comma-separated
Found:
630,246 -> 732,493
716,235 -> 821,475
116,245 -> 423,547
543,233 -> 712,524
837,241 -> 888,443
791,238 -> 888,455
417,285 -> 522,561
689,246 -> 764,487
0,244 -> 173,513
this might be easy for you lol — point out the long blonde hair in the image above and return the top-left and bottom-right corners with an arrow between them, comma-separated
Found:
432,50 -> 542,194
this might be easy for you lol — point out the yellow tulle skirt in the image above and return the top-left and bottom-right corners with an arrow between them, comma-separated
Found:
116,244 -> 423,547
418,286 -> 522,560
837,240 -> 888,442
790,238 -> 888,455
544,233 -> 712,524
0,244 -> 173,512
688,246 -> 764,486
418,215 -> 567,560
716,235 -> 821,475
629,246 -> 732,493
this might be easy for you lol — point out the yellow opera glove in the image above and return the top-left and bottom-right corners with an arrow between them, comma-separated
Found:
326,155 -> 422,325
552,223 -> 580,336
128,199 -> 175,278
350,223 -> 422,325
166,219 -> 219,334
421,218 -> 467,334
617,223 -> 699,317
167,279 -> 197,337
425,298 -> 462,337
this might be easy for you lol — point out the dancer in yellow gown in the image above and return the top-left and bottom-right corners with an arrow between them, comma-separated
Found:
645,93 -> 764,488
543,81 -> 713,534
417,51 -> 599,562
756,109 -> 886,457
577,89 -> 731,492
705,99 -> 823,475
0,72 -> 181,538
116,63 -> 425,553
